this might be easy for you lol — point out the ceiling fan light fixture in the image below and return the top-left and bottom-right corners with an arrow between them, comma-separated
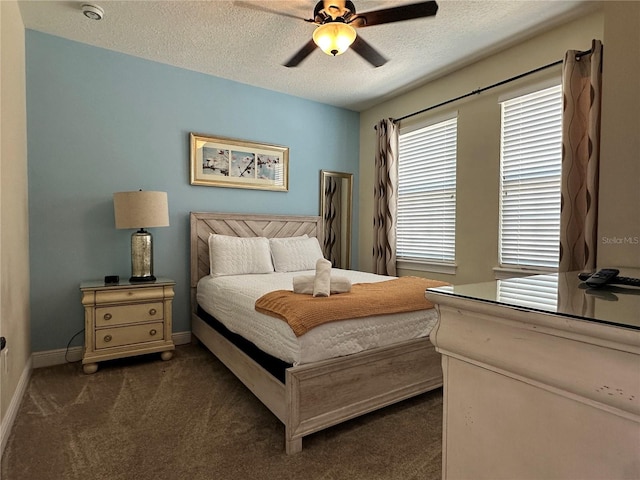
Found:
312,22 -> 357,57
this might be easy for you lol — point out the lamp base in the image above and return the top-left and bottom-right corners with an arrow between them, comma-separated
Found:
129,275 -> 157,283
130,229 -> 156,281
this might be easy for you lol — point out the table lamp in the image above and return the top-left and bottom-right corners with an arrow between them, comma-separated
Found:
113,190 -> 169,282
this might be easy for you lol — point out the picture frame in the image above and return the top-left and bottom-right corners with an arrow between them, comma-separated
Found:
190,133 -> 289,191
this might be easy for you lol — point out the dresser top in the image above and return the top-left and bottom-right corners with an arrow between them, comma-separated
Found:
426,269 -> 640,331
80,277 -> 175,290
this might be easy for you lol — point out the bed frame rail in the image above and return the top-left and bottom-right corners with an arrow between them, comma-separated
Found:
190,212 -> 442,454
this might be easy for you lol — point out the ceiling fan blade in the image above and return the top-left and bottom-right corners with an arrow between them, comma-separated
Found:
234,1 -> 313,22
350,36 -> 387,67
284,40 -> 318,67
352,1 -> 438,28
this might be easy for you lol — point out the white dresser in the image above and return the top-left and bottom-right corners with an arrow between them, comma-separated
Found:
426,270 -> 640,480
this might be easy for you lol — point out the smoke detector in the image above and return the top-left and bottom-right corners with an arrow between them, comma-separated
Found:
82,4 -> 104,20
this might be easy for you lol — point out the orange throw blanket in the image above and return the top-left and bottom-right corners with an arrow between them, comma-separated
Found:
255,276 -> 449,337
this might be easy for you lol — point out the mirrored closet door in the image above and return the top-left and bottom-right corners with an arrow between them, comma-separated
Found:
320,170 -> 353,269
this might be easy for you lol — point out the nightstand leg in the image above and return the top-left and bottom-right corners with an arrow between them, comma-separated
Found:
160,350 -> 173,361
83,363 -> 98,374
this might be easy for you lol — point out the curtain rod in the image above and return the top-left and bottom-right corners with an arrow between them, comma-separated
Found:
392,48 -> 593,124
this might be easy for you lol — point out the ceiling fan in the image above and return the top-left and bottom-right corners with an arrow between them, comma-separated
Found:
238,1 -> 439,68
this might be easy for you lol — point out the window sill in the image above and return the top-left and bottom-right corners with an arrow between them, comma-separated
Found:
493,266 -> 557,280
397,260 -> 457,275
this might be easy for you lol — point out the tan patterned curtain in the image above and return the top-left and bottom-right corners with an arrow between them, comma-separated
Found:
559,39 -> 603,272
373,118 -> 398,275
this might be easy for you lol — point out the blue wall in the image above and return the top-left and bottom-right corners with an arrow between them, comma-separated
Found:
26,31 -> 360,352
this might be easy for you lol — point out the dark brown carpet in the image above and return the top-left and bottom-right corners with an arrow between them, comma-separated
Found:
1,343 -> 442,480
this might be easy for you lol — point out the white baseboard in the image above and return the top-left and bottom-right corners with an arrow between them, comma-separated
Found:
0,356 -> 32,456
172,331 -> 192,346
32,345 -> 83,368
31,331 -> 193,369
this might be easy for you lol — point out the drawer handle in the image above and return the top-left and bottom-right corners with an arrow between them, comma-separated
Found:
149,308 -> 157,316
149,329 -> 157,336
103,313 -> 112,321
104,335 -> 112,343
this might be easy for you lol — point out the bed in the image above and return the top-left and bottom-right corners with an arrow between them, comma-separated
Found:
190,212 -> 444,454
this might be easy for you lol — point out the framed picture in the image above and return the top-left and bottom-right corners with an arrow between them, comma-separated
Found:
190,133 -> 289,191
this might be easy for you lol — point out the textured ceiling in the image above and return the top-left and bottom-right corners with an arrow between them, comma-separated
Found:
18,0 -> 601,111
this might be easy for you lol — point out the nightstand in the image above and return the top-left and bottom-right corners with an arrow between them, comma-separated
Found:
80,278 -> 175,374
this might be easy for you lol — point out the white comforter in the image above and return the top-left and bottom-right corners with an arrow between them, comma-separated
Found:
196,269 -> 439,366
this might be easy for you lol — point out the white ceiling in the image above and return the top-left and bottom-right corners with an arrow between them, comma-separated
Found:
18,0 -> 601,111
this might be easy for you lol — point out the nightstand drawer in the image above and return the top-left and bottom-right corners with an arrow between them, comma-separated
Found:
96,302 -> 163,327
95,322 -> 164,349
95,287 -> 165,304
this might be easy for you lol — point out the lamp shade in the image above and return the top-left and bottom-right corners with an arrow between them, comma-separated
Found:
312,22 -> 357,56
113,191 -> 169,229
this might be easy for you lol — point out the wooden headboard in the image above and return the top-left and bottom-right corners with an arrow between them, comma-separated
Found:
190,212 -> 322,310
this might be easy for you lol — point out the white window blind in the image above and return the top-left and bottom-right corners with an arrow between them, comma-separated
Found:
499,84 -> 562,269
397,117 -> 457,264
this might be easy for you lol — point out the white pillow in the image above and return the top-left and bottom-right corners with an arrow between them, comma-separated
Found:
270,236 -> 325,272
209,234 -> 274,277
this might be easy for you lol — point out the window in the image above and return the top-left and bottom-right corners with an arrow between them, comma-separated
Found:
397,116 -> 457,271
499,84 -> 562,270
